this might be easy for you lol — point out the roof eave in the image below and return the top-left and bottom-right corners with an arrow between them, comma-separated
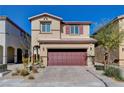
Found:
38,39 -> 97,44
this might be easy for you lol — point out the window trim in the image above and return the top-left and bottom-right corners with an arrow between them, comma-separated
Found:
40,22 -> 51,33
70,25 -> 79,35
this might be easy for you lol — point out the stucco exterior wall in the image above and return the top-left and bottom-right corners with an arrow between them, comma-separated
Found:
118,19 -> 124,66
0,18 -> 31,64
0,20 -> 6,47
31,16 -> 61,53
95,45 -> 119,64
6,21 -> 21,48
31,16 -> 61,40
0,20 -> 7,64
31,15 -> 90,47
61,24 -> 90,39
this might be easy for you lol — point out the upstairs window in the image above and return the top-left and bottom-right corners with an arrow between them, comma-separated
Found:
41,22 -> 51,32
70,25 -> 79,34
66,25 -> 83,35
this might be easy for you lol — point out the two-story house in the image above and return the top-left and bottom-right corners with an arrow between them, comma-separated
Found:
29,13 -> 96,67
0,16 -> 31,64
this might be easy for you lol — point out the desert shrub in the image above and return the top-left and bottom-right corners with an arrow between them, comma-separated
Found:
20,69 -> 29,76
11,68 -> 21,76
11,72 -> 18,76
0,64 -> 7,72
104,66 -> 124,81
16,68 -> 21,74
22,56 -> 29,69
28,74 -> 35,80
95,65 -> 104,70
38,57 -> 45,68
41,65 -> 45,68
32,66 -> 38,73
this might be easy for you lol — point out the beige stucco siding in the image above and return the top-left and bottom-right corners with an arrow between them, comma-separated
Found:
61,24 -> 90,39
6,21 -> 20,48
0,20 -> 6,33
31,16 -> 61,40
31,16 -> 61,51
0,20 -> 6,46
31,17 -> 60,30
0,20 -> 6,64
0,18 -> 31,64
119,45 -> 124,66
118,19 -> 124,66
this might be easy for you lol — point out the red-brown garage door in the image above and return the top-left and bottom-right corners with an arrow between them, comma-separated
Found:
48,49 -> 87,66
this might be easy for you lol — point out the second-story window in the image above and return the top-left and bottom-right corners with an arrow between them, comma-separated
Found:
41,22 -> 51,32
70,25 -> 79,34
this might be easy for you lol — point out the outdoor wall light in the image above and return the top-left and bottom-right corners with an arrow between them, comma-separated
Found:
90,47 -> 92,51
122,48 -> 124,52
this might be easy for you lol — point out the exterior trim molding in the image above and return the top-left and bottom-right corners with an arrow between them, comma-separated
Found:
38,38 -> 97,44
119,59 -> 124,61
32,29 -> 40,31
51,29 -> 60,31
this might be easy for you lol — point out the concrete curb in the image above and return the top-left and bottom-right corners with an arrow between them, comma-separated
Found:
86,69 -> 108,87
0,70 -> 11,77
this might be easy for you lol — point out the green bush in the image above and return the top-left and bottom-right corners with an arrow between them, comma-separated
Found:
32,66 -> 38,73
104,66 -> 124,81
28,74 -> 35,80
0,64 -> 7,72
20,69 -> 29,77
11,72 -> 18,76
95,65 -> 104,70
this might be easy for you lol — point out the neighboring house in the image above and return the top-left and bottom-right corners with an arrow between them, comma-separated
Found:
0,16 -> 31,64
29,13 -> 97,67
94,15 -> 124,67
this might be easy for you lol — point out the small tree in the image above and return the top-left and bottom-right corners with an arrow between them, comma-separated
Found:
94,21 -> 124,69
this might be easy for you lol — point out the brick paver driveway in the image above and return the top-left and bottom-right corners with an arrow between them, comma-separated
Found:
33,66 -> 105,87
0,66 -> 106,87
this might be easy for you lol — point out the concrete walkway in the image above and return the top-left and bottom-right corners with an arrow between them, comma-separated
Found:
0,66 -> 107,87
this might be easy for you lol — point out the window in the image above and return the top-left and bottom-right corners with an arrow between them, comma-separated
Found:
41,22 -> 51,32
70,25 -> 79,34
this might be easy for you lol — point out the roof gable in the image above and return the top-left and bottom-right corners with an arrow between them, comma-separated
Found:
29,13 -> 63,21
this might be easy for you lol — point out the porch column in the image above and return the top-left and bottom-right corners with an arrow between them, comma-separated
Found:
14,49 -> 17,63
87,56 -> 94,66
87,46 -> 94,67
31,46 -> 35,63
3,46 -> 7,64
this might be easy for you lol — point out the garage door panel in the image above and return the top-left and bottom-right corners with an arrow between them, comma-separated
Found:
48,49 -> 87,66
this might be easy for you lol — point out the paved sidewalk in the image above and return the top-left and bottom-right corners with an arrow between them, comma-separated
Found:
88,68 -> 124,87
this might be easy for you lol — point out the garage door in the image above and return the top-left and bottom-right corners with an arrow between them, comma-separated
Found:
48,49 -> 87,66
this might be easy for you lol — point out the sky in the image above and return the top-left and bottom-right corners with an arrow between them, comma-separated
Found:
0,5 -> 124,35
